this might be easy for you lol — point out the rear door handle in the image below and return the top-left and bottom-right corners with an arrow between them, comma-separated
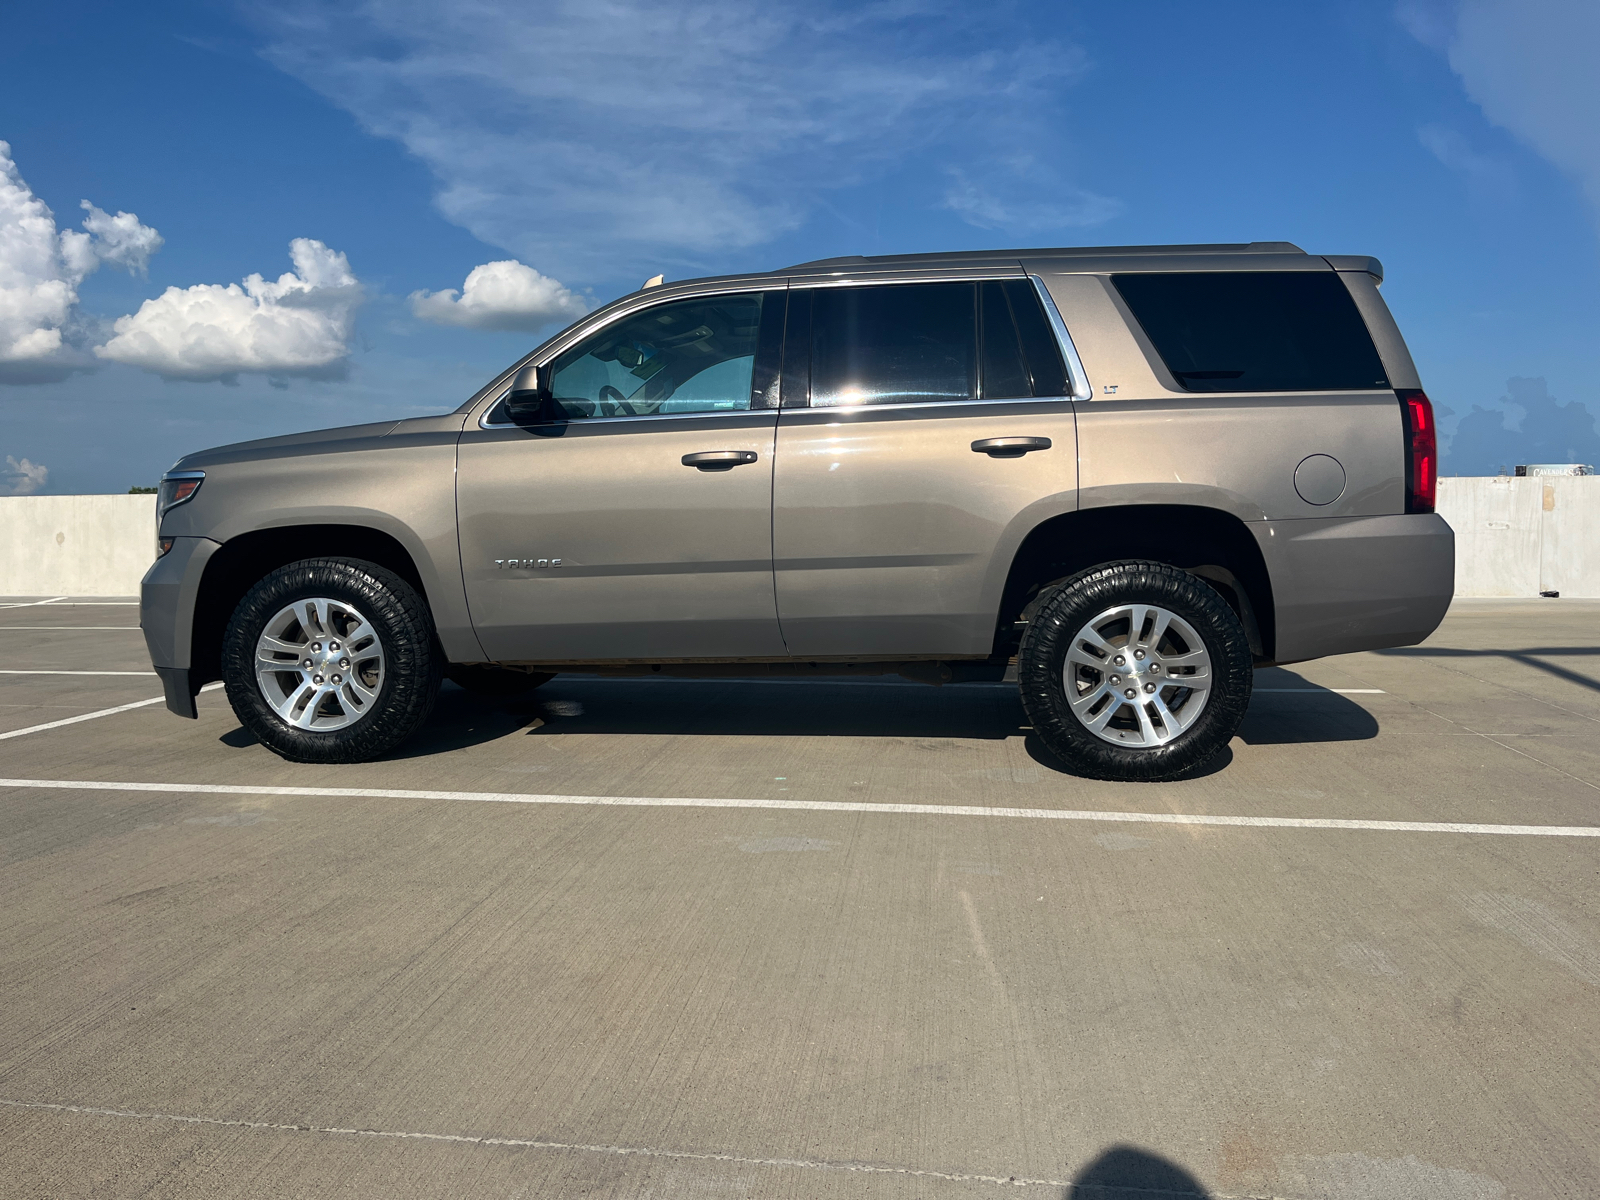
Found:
972,436 -> 1052,457
682,450 -> 759,471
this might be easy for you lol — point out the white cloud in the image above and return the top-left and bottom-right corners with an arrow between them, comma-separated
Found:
1395,0 -> 1454,50
253,1 -> 1108,280
410,260 -> 588,332
1417,123 -> 1516,202
78,201 -> 164,276
94,238 -> 363,382
1405,0 -> 1600,226
0,140 -> 162,381
1,454 -> 47,495
944,167 -> 1124,233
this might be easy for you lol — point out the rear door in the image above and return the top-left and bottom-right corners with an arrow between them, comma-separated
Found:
457,288 -> 787,662
771,276 -> 1081,658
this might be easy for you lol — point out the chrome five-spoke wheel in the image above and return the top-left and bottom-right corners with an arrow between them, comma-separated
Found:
254,596 -> 385,730
1064,602 -> 1212,747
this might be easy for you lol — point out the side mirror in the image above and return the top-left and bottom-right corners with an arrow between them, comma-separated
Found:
503,362 -> 553,424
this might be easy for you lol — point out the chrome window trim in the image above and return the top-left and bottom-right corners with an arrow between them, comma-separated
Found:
479,391 -> 773,430
785,396 -> 1075,416
1029,275 -> 1092,401
477,388 -> 515,429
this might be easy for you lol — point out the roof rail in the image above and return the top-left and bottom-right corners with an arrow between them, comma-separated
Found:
784,241 -> 1306,271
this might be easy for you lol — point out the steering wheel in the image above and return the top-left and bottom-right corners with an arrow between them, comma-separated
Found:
598,385 -> 637,417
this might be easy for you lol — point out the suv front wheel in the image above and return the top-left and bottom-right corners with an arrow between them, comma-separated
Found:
222,557 -> 442,763
1018,561 -> 1252,781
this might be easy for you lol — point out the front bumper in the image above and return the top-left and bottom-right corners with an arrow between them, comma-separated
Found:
1252,513 -> 1454,663
140,536 -> 220,717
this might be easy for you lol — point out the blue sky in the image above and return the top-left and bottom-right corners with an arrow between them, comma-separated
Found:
1,0 -> 1597,492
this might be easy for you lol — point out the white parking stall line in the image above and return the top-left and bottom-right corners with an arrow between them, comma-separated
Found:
1254,688 -> 1386,694
0,600 -> 138,608
0,776 -> 1594,837
0,684 -> 221,742
0,627 -> 143,631
0,670 -> 157,676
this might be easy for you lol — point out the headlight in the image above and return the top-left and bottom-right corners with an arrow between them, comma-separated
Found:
157,470 -> 205,522
155,470 -> 205,554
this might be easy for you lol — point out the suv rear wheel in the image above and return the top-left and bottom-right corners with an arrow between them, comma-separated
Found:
1018,561 -> 1252,781
222,557 -> 442,763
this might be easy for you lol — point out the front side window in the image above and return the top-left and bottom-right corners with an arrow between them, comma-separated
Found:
545,292 -> 767,419
1113,271 -> 1389,393
809,282 -> 977,407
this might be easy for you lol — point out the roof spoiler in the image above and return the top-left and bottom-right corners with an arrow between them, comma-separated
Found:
1323,255 -> 1384,284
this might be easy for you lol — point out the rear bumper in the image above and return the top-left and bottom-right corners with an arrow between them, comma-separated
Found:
1252,513 -> 1454,663
140,536 -> 220,717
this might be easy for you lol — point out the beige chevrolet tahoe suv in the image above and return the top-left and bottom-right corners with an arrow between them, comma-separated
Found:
141,242 -> 1453,781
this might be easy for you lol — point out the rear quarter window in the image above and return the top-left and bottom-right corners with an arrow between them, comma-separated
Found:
1112,271 -> 1389,393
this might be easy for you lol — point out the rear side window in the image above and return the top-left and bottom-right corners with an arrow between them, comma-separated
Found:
810,282 -> 976,406
1113,272 -> 1389,393
980,282 -> 1031,400
1004,280 -> 1070,398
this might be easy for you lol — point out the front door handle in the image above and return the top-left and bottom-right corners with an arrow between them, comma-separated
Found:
972,436 -> 1052,457
682,450 -> 759,471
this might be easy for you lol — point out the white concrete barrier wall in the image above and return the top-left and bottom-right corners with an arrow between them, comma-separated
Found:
0,495 -> 157,596
1437,476 -> 1600,598
0,480 -> 1594,599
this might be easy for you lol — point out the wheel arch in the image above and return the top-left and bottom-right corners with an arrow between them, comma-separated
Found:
995,505 -> 1276,661
188,525 -> 430,687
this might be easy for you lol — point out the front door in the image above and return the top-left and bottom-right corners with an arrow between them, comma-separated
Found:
772,278 -> 1080,658
458,289 -> 787,662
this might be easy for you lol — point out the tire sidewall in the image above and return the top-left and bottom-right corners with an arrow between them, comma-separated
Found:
1019,562 -> 1253,781
222,558 -> 439,763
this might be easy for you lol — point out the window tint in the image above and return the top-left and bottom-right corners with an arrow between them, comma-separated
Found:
1113,272 -> 1388,393
980,282 -> 1031,400
546,292 -> 766,419
809,282 -> 976,407
1007,279 -> 1069,397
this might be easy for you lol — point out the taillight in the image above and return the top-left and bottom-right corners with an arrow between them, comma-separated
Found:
1398,389 -> 1436,514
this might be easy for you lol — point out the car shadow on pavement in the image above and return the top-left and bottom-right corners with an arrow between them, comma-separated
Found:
1235,669 -> 1379,745
1064,1145 -> 1213,1197
1022,732 -> 1235,780
220,672 -> 1382,762
441,677 -> 1033,743
216,684 -> 550,756
219,672 -> 1380,764
342,677 -> 1033,761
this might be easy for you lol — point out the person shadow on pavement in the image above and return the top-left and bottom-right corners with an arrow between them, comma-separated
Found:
1066,1145 -> 1212,1198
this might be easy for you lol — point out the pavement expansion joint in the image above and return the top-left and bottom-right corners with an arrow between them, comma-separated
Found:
0,1097 -> 1098,1191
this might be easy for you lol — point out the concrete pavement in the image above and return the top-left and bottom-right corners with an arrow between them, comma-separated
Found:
1,597 -> 1597,1198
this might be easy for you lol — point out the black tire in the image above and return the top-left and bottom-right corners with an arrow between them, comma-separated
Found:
445,664 -> 555,698
1018,561 -> 1252,782
221,557 -> 442,763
